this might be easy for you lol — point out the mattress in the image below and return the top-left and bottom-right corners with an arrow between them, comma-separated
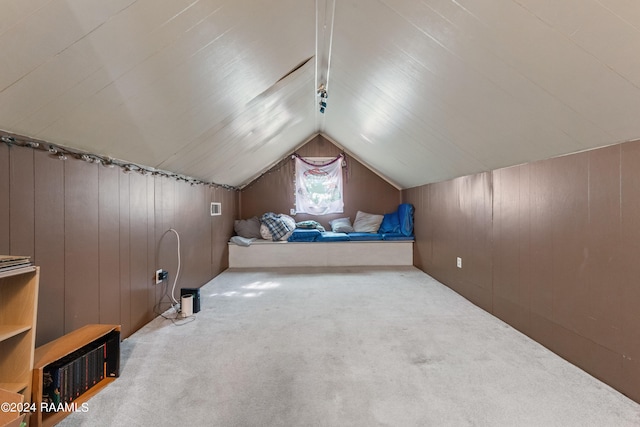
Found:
382,233 -> 414,241
347,232 -> 383,241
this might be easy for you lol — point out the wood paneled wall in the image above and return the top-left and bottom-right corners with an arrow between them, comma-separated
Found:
240,135 -> 401,228
0,140 -> 238,346
403,139 -> 640,403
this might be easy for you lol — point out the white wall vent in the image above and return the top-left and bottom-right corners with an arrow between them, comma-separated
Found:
210,202 -> 222,216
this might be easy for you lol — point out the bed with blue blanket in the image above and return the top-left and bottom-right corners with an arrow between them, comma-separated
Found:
228,204 -> 414,268
286,203 -> 414,243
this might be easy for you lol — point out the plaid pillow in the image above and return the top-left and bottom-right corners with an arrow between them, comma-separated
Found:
261,213 -> 295,241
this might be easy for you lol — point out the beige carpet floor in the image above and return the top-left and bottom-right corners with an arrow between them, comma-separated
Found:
58,266 -> 640,426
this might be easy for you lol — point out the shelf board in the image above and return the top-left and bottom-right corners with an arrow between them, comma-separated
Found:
0,325 -> 31,342
0,381 -> 28,394
34,324 -> 120,368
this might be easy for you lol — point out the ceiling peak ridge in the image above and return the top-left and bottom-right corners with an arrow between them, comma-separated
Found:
315,0 -> 336,126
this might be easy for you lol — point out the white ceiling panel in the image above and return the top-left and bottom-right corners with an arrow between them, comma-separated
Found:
0,0 -> 51,35
597,0 -> 640,28
514,0 -> 640,87
2,0 -> 640,188
446,0 -> 640,138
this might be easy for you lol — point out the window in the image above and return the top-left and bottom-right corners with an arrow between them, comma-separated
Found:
295,155 -> 344,215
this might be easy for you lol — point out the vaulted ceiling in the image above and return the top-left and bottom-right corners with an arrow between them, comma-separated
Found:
1,0 -> 640,189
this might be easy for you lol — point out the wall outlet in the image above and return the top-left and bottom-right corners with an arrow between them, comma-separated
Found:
456,257 -> 462,269
155,269 -> 163,284
290,208 -> 296,215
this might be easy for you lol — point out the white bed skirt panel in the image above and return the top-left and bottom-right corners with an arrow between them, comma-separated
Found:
228,240 -> 413,268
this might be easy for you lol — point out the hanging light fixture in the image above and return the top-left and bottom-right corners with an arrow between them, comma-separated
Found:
317,83 -> 328,113
315,0 -> 336,118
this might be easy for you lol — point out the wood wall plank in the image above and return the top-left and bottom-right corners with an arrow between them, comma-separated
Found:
517,164 -> 532,327
34,150 -> 65,346
460,172 -> 493,312
428,178 -> 459,291
212,186 -> 237,275
146,174 -> 155,325
549,153 -> 589,333
182,184 -> 200,286
585,145 -> 622,354
197,184 -> 212,284
492,166 -> 524,328
528,159 -> 554,325
64,159 -> 100,332
155,176 -> 176,313
210,186 -> 224,274
172,182 -> 188,291
99,165 -> 121,325
179,183 -> 204,288
0,143 -> 9,254
221,187 -> 233,273
413,186 -> 431,272
9,146 -> 35,257
129,172 -> 150,332
119,173 -> 132,337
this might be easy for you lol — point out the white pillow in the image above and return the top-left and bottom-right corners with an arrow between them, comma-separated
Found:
353,211 -> 384,233
230,236 -> 255,246
329,217 -> 354,233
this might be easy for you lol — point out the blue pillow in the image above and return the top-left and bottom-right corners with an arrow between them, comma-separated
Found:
379,211 -> 400,233
398,203 -> 414,236
287,229 -> 321,242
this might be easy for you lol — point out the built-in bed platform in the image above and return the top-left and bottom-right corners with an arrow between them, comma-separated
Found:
228,239 -> 414,268
230,204 -> 415,268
